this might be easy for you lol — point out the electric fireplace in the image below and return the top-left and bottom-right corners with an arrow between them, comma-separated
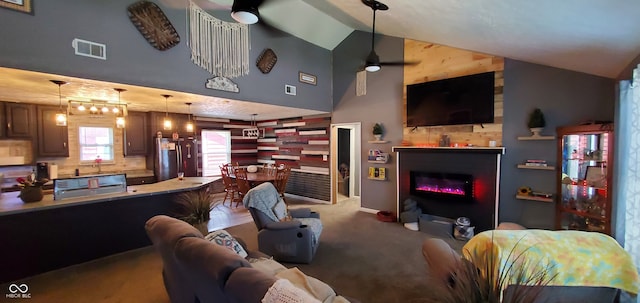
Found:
410,171 -> 473,202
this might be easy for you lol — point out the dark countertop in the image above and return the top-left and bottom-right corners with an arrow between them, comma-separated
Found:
0,176 -> 219,216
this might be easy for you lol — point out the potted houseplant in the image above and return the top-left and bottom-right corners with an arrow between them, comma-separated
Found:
373,123 -> 384,141
527,108 -> 546,137
175,188 -> 218,234
16,175 -> 48,203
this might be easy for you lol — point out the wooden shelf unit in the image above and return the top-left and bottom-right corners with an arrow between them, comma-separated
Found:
517,165 -> 556,170
516,195 -> 553,203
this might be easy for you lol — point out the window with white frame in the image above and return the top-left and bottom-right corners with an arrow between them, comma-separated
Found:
78,126 -> 114,163
201,130 -> 231,177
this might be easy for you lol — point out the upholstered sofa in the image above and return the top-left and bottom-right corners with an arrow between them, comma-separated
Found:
145,215 -> 350,303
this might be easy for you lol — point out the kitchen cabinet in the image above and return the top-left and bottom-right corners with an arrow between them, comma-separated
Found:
1,102 -> 35,138
123,111 -> 149,156
0,103 -> 5,138
37,106 -> 69,157
150,111 -> 192,138
556,123 -> 613,235
126,176 -> 156,186
515,135 -> 556,203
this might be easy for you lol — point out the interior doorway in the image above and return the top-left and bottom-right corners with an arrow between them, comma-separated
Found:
331,123 -> 361,204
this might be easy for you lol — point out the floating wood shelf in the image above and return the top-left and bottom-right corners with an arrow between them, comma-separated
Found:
517,165 -> 556,170
368,140 -> 389,144
517,135 -> 555,140
515,195 -> 553,203
367,160 -> 388,164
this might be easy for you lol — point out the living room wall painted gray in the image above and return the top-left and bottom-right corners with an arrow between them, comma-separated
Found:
500,59 -> 615,229
332,30 -> 404,212
0,0 -> 332,112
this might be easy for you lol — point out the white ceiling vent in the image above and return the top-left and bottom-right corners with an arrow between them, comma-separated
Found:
72,38 -> 106,60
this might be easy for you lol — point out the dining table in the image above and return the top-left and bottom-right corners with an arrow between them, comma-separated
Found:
231,171 -> 277,187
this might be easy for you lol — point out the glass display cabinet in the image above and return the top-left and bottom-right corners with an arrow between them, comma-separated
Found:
556,123 -> 614,235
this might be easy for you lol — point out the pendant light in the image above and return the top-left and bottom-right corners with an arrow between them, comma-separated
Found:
185,102 -> 194,133
50,80 -> 68,126
114,88 -> 126,129
162,94 -> 172,131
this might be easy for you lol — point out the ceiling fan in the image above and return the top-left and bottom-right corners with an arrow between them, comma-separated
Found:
228,0 -> 268,25
362,0 -> 418,72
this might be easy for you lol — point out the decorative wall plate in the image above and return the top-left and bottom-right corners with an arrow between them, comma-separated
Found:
256,48 -> 277,74
127,1 -> 180,51
205,76 -> 239,93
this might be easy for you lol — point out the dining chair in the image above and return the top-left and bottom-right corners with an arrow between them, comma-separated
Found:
220,164 -> 241,207
234,168 -> 252,201
273,166 -> 291,203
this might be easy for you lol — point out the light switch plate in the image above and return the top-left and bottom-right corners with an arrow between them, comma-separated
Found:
285,84 -> 296,95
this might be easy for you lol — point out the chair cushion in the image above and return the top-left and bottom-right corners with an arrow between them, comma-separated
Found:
296,218 -> 323,246
205,230 -> 248,258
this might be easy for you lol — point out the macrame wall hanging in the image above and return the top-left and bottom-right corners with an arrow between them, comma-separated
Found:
187,1 -> 250,79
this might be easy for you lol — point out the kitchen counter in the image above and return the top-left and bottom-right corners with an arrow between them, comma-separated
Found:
0,176 -> 220,284
0,176 -> 218,216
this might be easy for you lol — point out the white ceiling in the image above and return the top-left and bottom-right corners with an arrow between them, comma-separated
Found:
2,0 -> 638,121
272,0 -> 640,79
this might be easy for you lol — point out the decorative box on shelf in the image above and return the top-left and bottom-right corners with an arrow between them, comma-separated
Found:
367,149 -> 389,163
367,167 -> 386,181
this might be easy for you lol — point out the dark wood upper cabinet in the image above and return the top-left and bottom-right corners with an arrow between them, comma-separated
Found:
150,111 -> 191,138
0,103 -> 5,138
5,103 -> 35,138
37,105 -> 69,157
123,111 -> 149,156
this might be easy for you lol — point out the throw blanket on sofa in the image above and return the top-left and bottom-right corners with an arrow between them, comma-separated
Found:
462,230 -> 640,295
262,267 -> 350,303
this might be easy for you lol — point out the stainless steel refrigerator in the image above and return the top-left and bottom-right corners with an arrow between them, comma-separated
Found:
154,137 -> 198,181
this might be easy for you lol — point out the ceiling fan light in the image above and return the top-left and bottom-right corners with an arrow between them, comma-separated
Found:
231,10 -> 259,24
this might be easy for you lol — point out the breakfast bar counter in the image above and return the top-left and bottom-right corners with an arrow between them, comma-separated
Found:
0,177 -> 219,216
0,177 -> 220,284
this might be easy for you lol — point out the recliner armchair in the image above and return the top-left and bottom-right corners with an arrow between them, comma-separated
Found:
243,182 -> 322,264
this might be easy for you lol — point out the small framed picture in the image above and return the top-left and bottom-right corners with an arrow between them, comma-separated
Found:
299,71 -> 317,85
585,165 -> 607,188
0,0 -> 33,14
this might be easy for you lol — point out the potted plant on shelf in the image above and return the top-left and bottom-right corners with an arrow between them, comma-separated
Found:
527,108 -> 546,137
373,123 -> 384,141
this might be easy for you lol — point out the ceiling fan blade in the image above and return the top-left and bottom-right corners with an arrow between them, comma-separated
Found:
380,60 -> 420,67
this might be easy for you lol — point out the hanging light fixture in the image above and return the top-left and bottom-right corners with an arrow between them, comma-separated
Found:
185,102 -> 194,133
162,94 -> 172,131
50,80 -> 68,126
242,113 -> 263,139
114,88 -> 126,129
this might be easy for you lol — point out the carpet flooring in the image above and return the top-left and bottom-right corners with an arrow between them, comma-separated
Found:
1,197 -> 464,303
227,198 -> 465,303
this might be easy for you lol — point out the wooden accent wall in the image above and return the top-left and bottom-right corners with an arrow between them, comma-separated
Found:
403,39 -> 505,147
256,115 -> 331,173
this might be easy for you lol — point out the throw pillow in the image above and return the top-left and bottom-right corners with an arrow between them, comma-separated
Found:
204,230 -> 248,258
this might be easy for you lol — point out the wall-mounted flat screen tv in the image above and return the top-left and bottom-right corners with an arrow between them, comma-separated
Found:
406,71 -> 495,127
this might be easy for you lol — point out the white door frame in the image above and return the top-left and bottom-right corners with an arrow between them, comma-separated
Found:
330,122 -> 361,204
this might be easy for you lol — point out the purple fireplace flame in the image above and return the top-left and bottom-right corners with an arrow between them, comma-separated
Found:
410,171 -> 473,202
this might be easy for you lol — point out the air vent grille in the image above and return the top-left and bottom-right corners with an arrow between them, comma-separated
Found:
72,38 -> 106,60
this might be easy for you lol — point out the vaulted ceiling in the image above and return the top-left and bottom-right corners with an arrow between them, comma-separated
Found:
2,0 -> 638,121
262,0 -> 640,79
